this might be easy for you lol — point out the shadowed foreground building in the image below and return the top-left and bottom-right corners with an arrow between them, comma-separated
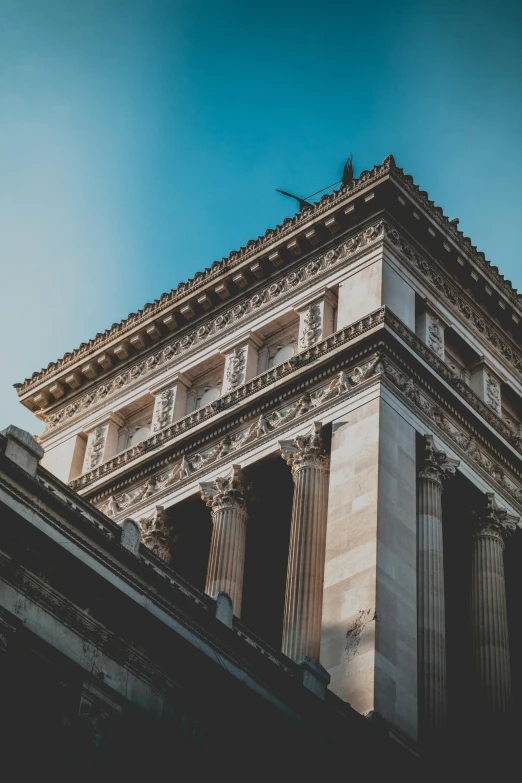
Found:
4,156 -> 522,778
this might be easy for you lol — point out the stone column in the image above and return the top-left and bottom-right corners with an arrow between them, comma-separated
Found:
200,465 -> 250,618
471,493 -> 517,717
417,435 -> 459,742
279,422 -> 330,662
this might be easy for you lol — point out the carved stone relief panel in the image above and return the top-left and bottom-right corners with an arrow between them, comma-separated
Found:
44,221 -> 388,433
98,356 -> 382,519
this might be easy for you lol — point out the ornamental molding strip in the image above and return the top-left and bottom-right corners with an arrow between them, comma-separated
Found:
378,357 -> 522,513
43,220 -> 522,436
96,357 -> 380,520
382,225 -> 522,380
43,221 -> 386,433
16,154 -> 520,398
15,157 -> 396,396
70,308 -> 387,493
92,337 -> 522,522
72,302 -> 522,503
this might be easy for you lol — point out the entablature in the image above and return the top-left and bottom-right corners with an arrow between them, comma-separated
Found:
69,307 -> 522,523
38,218 -> 522,446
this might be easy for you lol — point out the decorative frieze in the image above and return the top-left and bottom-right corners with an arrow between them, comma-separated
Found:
45,222 -> 522,437
383,225 -> 522,379
73,307 -> 522,510
43,221 -> 386,432
98,357 -> 380,519
377,355 -> 522,510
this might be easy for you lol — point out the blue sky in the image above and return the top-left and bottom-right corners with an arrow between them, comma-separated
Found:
1,0 -> 521,434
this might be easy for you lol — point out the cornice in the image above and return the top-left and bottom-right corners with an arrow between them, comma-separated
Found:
16,156 -> 396,398
388,164 -> 520,304
17,156 -> 521,405
43,220 -> 387,435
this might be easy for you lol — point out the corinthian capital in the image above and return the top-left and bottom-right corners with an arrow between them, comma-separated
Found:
418,434 -> 459,486
200,465 -> 249,514
474,493 -> 518,544
279,422 -> 329,477
138,505 -> 172,563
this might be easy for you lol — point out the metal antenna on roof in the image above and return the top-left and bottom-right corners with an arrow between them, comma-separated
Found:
276,154 -> 355,211
275,189 -> 313,212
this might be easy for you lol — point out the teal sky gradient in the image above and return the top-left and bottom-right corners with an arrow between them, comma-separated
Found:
1,0 -> 521,433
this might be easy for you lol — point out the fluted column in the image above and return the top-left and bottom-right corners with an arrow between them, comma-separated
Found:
279,422 -> 330,662
200,465 -> 250,618
417,435 -> 459,742
471,493 -> 517,717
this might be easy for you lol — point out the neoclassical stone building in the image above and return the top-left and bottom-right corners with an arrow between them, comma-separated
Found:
7,155 -> 522,776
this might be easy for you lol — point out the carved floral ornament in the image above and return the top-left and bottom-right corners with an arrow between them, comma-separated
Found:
136,506 -> 172,562
45,221 -> 522,437
473,492 -> 518,545
74,298 -> 522,509
225,347 -> 246,389
99,358 -> 379,519
279,422 -> 329,477
418,434 -> 459,486
44,222 -> 387,432
199,465 -> 250,515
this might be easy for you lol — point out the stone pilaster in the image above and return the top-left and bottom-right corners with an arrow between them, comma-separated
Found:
150,373 -> 190,432
470,360 -> 502,415
279,422 -> 330,662
417,435 -> 459,742
416,301 -> 446,359
83,412 -> 123,472
200,465 -> 250,617
221,334 -> 263,394
471,493 -> 517,717
294,288 -> 336,351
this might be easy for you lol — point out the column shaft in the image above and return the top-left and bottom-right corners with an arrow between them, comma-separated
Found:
200,465 -> 249,619
471,530 -> 511,716
205,505 -> 247,617
417,476 -> 447,735
280,422 -> 329,662
416,434 -> 458,744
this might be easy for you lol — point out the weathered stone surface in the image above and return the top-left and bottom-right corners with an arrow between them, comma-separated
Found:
1,425 -> 44,477
321,392 -> 418,741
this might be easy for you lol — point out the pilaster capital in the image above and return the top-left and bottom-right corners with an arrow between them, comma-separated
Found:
473,492 -> 518,545
418,434 -> 459,486
200,465 -> 250,515
137,505 -> 172,562
279,422 -> 329,477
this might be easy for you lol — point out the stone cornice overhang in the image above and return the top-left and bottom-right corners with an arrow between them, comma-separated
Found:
16,159 -> 392,407
0,445 -> 397,750
18,154 -> 520,413
73,309 -> 522,516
